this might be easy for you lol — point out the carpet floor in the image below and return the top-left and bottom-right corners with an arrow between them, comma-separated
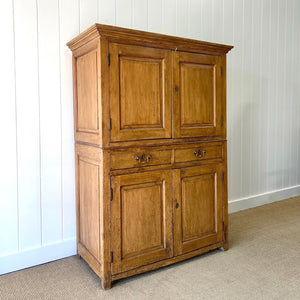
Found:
0,197 -> 299,300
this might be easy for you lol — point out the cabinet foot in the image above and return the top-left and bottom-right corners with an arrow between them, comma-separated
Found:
220,242 -> 229,251
101,278 -> 112,290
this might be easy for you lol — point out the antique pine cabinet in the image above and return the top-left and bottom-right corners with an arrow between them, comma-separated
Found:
67,24 -> 233,289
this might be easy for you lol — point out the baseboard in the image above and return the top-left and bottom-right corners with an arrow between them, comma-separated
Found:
229,185 -> 300,214
0,238 -> 76,275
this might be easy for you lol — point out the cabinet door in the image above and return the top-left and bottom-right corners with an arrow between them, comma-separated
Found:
110,43 -> 172,142
111,170 -> 173,274
174,164 -> 223,255
173,52 -> 224,138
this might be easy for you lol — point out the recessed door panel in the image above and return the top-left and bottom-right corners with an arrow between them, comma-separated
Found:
120,57 -> 162,129
111,170 -> 173,274
174,164 -> 223,255
173,52 -> 224,138
110,43 -> 172,142
181,174 -> 215,241
180,63 -> 215,127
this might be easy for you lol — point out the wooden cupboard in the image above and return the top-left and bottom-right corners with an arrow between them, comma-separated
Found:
67,24 -> 233,289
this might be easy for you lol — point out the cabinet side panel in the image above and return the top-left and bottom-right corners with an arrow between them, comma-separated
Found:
78,158 -> 100,260
75,145 -> 102,262
76,51 -> 98,132
72,39 -> 101,145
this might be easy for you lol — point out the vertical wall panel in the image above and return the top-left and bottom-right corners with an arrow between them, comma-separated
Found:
259,0 -> 271,194
162,0 -> 176,35
188,0 -> 201,39
37,0 -> 62,245
200,0 -> 213,42
250,0 -> 260,196
265,0 -> 274,192
14,0 -> 41,250
240,0 -> 252,197
222,0 -> 234,200
176,0 -> 188,38
98,0 -> 116,25
60,0 -> 79,240
275,0 -> 286,190
287,0 -> 295,187
267,0 -> 279,192
79,0 -> 98,32
229,0 -> 243,200
212,0 -> 223,43
116,0 -> 132,28
132,0 -> 148,30
296,0 -> 300,185
0,0 -> 18,256
148,0 -> 162,33
293,0 -> 300,186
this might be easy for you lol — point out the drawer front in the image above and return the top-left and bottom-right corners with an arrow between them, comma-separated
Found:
111,150 -> 171,170
175,144 -> 223,163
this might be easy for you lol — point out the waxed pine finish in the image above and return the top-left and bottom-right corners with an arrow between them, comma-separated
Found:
67,24 -> 233,289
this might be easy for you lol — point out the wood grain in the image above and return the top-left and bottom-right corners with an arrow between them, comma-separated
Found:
111,170 -> 173,274
174,145 -> 223,164
110,43 -> 172,142
173,52 -> 223,138
111,241 -> 224,280
76,50 -> 99,132
174,164 -> 224,255
111,150 -> 171,170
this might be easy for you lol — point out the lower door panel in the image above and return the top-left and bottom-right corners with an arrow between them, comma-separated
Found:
174,164 -> 224,255
111,170 -> 173,274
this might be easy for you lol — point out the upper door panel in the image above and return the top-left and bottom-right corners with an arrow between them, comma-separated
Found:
109,43 -> 172,142
173,52 -> 224,138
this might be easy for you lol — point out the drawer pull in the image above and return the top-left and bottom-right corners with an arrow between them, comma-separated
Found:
135,153 -> 152,164
193,149 -> 206,158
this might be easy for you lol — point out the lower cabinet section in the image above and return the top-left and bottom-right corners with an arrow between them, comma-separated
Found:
110,164 -> 224,274
75,143 -> 227,289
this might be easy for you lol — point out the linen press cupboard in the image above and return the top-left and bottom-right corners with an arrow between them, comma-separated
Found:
67,24 -> 233,289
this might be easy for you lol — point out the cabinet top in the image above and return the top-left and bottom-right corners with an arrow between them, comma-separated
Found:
67,23 -> 233,55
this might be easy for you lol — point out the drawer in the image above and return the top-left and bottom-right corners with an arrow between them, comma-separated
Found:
111,150 -> 171,170
175,144 -> 223,163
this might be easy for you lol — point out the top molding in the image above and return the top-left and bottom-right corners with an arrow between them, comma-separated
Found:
67,24 -> 233,55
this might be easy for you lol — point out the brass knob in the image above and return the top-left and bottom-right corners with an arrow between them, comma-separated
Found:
135,153 -> 151,164
194,149 -> 206,158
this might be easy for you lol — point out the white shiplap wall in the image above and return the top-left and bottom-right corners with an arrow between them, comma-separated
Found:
0,0 -> 299,274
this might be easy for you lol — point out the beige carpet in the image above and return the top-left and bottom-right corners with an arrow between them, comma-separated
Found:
0,197 -> 299,300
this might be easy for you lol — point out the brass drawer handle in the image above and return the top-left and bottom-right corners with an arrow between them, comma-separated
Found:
135,153 -> 152,164
193,149 -> 206,158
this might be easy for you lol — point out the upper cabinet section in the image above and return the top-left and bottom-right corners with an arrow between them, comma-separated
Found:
67,24 -> 233,147
109,43 -> 172,142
